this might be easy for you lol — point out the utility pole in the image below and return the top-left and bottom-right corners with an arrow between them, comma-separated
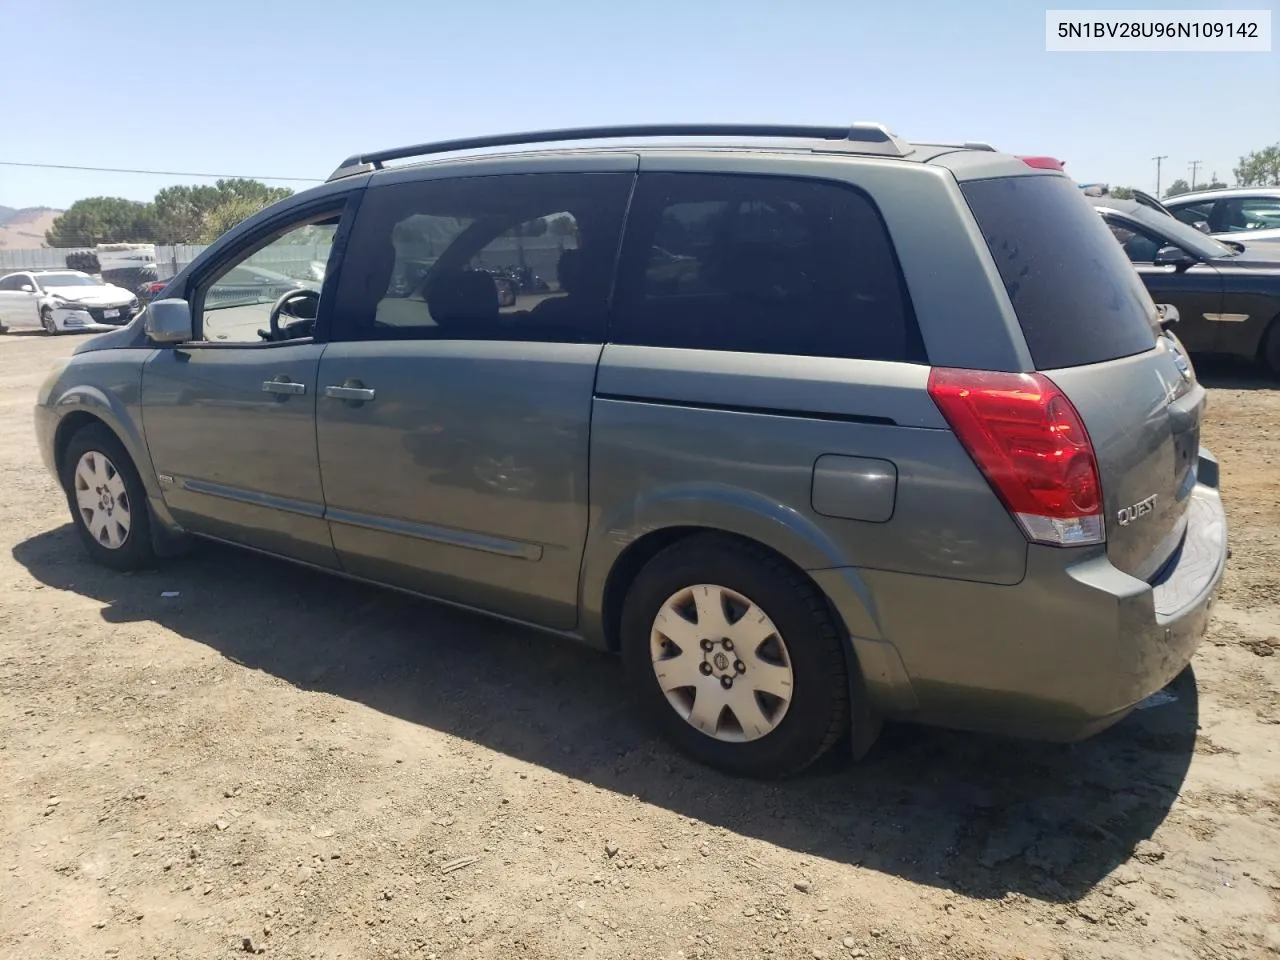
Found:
1189,160 -> 1202,191
1152,154 -> 1168,197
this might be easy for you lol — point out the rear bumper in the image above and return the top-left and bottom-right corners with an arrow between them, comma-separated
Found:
820,447 -> 1227,741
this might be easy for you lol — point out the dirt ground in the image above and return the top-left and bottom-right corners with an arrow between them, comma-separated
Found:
1,332 -> 1278,960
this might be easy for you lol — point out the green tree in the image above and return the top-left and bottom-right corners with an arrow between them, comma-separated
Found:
199,195 -> 273,243
1202,180 -> 1228,191
45,197 -> 159,247
1110,186 -> 1135,199
153,184 -> 222,242
1164,179 -> 1191,198
156,179 -> 292,243
45,179 -> 294,247
1233,144 -> 1280,187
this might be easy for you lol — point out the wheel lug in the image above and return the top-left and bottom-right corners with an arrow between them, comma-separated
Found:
734,660 -> 745,674
720,676 -> 733,689
699,662 -> 713,676
722,639 -> 734,651
700,638 -> 714,652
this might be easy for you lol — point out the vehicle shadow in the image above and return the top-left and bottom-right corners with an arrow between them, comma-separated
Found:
12,526 -> 1198,904
1194,356 -> 1277,390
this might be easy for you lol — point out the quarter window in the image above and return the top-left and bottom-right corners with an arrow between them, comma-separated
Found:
332,173 -> 633,343
611,173 -> 923,362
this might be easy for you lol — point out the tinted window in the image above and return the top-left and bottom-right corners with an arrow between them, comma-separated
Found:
962,176 -> 1157,369
0,275 -> 26,291
1105,219 -> 1164,263
333,173 -> 632,343
612,173 -> 923,362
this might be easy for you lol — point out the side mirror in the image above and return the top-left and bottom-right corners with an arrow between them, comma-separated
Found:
1155,302 -> 1180,332
20,284 -> 34,293
1192,221 -> 1212,234
145,298 -> 193,344
1153,245 -> 1196,269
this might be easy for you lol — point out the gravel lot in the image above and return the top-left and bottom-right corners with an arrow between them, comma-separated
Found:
1,332 -> 1278,960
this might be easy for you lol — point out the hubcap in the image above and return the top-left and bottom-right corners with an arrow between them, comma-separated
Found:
72,451 -> 131,550
649,584 -> 793,743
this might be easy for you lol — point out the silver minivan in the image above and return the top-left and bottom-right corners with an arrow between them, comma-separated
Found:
35,124 -> 1227,777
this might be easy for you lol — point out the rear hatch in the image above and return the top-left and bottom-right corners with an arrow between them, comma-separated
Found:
961,173 -> 1201,581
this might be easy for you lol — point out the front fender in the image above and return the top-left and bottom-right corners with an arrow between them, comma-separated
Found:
44,350 -> 160,501
577,482 -> 882,646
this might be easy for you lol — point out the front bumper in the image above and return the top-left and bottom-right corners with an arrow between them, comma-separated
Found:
53,303 -> 135,331
818,448 -> 1228,741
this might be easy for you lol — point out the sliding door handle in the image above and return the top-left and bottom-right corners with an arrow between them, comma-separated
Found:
324,384 -> 376,402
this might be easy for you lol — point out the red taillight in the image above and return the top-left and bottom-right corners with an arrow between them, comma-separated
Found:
927,368 -> 1104,547
1016,155 -> 1065,171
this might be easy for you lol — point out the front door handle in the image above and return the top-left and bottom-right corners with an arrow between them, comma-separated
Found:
324,383 -> 377,402
262,378 -> 306,396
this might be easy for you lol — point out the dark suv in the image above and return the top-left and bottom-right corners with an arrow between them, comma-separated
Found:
35,124 -> 1227,777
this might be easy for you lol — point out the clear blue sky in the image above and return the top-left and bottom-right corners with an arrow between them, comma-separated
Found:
1,0 -> 1275,210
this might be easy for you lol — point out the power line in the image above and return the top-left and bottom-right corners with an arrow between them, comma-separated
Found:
0,160 -> 322,182
1151,154 -> 1168,196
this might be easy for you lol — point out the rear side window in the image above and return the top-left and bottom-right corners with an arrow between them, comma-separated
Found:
961,175 -> 1157,370
612,173 -> 924,362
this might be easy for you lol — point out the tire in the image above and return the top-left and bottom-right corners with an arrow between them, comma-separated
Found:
1262,318 -> 1280,379
40,307 -> 59,335
60,423 -> 156,571
620,534 -> 854,778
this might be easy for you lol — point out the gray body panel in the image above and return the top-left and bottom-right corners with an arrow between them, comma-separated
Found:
33,133 -> 1229,747
315,340 -> 597,630
140,342 -> 337,568
1047,338 -> 1203,583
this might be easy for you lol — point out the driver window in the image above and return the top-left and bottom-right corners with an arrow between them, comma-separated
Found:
200,218 -> 338,343
1107,222 -> 1163,263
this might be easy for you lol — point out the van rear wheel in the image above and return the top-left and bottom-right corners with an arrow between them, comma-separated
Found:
620,534 -> 854,778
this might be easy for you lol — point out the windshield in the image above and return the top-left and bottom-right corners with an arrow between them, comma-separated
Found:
1124,205 -> 1235,259
36,273 -> 102,288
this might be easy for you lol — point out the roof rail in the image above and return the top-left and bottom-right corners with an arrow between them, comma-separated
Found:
914,141 -> 998,152
327,122 -> 910,181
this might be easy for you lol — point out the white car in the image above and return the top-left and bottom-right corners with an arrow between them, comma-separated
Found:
0,270 -> 139,335
1164,188 -> 1280,243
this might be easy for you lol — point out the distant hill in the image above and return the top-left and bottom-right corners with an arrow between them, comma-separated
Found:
0,207 -> 64,249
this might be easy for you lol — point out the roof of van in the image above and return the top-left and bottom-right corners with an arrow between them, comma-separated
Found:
325,123 -> 1025,183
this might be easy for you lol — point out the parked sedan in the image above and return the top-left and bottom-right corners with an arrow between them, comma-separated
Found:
0,270 -> 138,335
1164,188 -> 1280,243
1090,195 -> 1280,376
